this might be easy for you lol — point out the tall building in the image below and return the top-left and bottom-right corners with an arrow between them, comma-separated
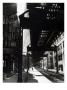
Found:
53,32 -> 64,74
3,3 -> 19,75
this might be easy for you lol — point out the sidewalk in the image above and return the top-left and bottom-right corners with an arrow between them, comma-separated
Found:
4,67 -> 52,83
27,67 -> 52,83
3,72 -> 28,83
3,73 -> 17,83
4,67 -> 63,83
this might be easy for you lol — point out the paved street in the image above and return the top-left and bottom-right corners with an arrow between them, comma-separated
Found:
27,67 -> 51,83
36,67 -> 64,83
3,67 -> 64,83
4,67 -> 52,83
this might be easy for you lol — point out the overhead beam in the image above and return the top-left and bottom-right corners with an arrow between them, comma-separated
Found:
27,46 -> 57,52
19,6 -> 64,31
45,32 -> 54,46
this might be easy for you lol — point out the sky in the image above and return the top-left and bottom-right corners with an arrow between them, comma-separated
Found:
17,3 -> 26,16
23,29 -> 30,53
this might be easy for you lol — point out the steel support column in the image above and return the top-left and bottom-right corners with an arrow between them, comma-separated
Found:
43,59 -> 44,69
27,52 -> 29,80
47,54 -> 48,71
17,26 -> 22,82
56,46 -> 59,73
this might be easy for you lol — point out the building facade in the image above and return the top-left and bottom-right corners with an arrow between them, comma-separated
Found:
3,4 -> 20,76
39,32 -> 64,74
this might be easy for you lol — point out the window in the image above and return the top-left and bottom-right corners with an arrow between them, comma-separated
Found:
58,54 -> 62,61
59,65 -> 63,71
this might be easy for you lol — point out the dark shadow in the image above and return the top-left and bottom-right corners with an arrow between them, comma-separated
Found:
27,73 -> 38,83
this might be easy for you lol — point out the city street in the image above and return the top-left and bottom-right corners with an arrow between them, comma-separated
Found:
27,67 -> 51,83
3,3 -> 64,83
4,67 -> 51,83
3,67 -> 64,83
